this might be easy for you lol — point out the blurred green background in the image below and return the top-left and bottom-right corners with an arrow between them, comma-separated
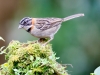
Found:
0,0 -> 100,75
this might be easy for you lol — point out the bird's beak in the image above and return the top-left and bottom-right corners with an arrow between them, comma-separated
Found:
18,25 -> 23,29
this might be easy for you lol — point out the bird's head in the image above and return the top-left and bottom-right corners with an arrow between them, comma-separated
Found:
18,17 -> 33,31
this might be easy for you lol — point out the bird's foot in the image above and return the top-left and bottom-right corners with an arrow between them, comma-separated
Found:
38,38 -> 47,43
42,43 -> 47,46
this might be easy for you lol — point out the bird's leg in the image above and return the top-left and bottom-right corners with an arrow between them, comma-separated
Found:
35,38 -> 42,43
43,37 -> 53,46
38,38 -> 46,42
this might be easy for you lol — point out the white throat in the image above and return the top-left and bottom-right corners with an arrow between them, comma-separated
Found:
23,25 -> 32,31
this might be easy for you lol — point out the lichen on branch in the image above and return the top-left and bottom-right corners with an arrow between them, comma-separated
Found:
0,40 -> 68,75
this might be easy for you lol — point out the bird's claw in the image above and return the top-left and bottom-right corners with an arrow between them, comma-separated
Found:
42,43 -> 46,46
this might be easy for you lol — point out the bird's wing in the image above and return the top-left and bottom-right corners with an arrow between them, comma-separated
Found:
35,18 -> 62,31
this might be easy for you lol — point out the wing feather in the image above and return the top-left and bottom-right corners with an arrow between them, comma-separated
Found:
35,18 -> 62,30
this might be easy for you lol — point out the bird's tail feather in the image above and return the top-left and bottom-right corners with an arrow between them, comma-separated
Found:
63,13 -> 84,22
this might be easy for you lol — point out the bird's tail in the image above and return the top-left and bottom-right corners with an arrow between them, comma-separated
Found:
62,13 -> 84,22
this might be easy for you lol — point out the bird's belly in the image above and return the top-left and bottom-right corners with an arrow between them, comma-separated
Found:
31,25 -> 61,38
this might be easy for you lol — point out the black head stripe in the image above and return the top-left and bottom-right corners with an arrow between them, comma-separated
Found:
20,17 -> 29,24
19,17 -> 32,26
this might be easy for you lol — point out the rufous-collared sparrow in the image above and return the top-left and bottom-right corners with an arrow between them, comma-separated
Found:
18,13 -> 84,45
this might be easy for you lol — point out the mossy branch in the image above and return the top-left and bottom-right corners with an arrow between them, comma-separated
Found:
0,40 -> 68,75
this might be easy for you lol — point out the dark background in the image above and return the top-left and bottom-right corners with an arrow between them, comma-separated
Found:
0,0 -> 100,75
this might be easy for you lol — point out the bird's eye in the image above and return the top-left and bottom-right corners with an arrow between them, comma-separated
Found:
20,21 -> 26,25
23,21 -> 26,25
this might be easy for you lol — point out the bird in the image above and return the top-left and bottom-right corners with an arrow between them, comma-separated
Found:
18,13 -> 84,45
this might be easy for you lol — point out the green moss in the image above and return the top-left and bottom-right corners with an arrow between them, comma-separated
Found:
0,40 -> 68,75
